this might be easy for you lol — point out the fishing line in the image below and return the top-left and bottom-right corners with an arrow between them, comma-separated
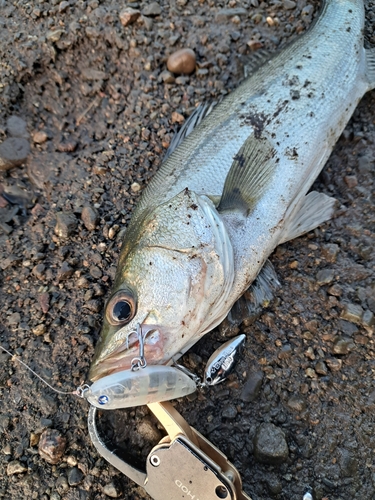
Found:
0,345 -> 88,398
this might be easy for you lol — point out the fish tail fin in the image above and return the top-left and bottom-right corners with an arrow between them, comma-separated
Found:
365,47 -> 375,90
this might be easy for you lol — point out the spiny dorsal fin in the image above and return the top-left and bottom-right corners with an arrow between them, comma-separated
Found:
242,49 -> 279,78
365,47 -> 375,90
217,135 -> 277,215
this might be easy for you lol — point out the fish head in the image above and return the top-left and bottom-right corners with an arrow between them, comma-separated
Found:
89,189 -> 234,382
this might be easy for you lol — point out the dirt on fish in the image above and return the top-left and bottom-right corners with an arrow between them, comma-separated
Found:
0,1 -> 375,499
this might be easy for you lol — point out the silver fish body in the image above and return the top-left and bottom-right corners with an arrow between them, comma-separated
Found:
89,0 -> 375,382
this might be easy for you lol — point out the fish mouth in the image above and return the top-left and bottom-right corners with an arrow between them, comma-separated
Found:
89,326 -> 165,381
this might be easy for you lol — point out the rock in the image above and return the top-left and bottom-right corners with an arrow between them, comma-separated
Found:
266,474 -> 282,494
278,344 -> 292,359
6,116 -> 29,139
131,182 -> 141,192
142,2 -> 161,16
38,429 -> 67,464
171,111 -> 185,124
119,7 -> 140,26
222,404 -> 238,419
81,205 -> 99,231
32,324 -> 46,336
7,460 -> 27,475
316,269 -> 335,285
321,243 -> 340,263
89,265 -> 102,279
325,357 -> 342,371
167,48 -> 196,75
67,467 -> 83,486
283,0 -> 296,9
56,475 -> 69,494
46,29 -> 65,42
33,131 -> 48,144
327,283 -> 342,296
57,261 -> 74,281
344,175 -> 358,188
362,310 -> 375,327
287,395 -> 307,412
240,371 -> 263,402
215,8 -> 247,22
340,303 -> 363,325
138,418 -> 162,443
103,482 -> 121,498
315,360 -> 328,376
0,137 -> 30,171
30,432 -> 40,447
55,212 -> 78,238
254,423 -> 289,465
160,70 -> 175,84
332,337 -> 354,355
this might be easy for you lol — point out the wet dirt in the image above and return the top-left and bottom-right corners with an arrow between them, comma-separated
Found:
0,1 -> 375,499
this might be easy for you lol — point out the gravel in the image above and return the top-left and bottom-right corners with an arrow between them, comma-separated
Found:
0,1 -> 375,499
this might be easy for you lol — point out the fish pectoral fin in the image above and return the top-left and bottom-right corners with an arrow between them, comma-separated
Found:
279,191 -> 338,245
217,135 -> 277,216
223,260 -> 280,329
365,47 -> 375,90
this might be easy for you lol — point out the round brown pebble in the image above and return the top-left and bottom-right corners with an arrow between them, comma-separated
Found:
167,48 -> 196,75
0,137 -> 30,171
38,429 -> 67,464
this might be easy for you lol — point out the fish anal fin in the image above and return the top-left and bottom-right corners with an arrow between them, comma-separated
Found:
279,191 -> 338,245
217,135 -> 277,216
220,260 -> 280,333
365,47 -> 375,90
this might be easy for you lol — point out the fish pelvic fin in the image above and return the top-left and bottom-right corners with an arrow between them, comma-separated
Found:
217,135 -> 277,216
365,47 -> 375,91
279,191 -> 338,245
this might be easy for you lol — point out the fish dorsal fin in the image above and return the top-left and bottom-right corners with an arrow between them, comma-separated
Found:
279,191 -> 338,245
242,49 -> 279,78
365,47 -> 375,90
164,102 -> 217,161
217,135 -> 277,215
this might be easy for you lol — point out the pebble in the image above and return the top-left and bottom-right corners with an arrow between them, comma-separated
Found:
119,7 -> 140,26
171,111 -> 185,124
332,337 -> 354,355
138,418 -> 162,443
103,482 -> 121,498
7,460 -> 27,475
142,2 -> 161,16
33,130 -> 48,144
46,29 -> 65,42
287,395 -> 307,412
131,182 -> 141,192
160,70 -> 175,84
221,404 -> 238,419
283,0 -> 296,9
240,371 -> 263,402
30,432 -> 40,447
325,357 -> 342,372
340,303 -> 363,325
32,324 -> 46,336
6,116 -> 29,139
167,48 -> 196,75
67,467 -> 83,486
57,261 -> 74,281
38,429 -> 67,464
55,212 -> 78,238
56,475 -> 69,494
0,137 -> 30,171
215,8 -> 247,22
81,205 -> 99,231
327,283 -> 342,297
321,243 -> 340,262
32,263 -> 46,280
362,310 -> 374,327
254,423 -> 289,465
316,269 -> 335,285
315,360 -> 328,376
344,175 -> 358,188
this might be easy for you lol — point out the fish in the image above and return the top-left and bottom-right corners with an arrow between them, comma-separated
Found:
89,0 -> 375,382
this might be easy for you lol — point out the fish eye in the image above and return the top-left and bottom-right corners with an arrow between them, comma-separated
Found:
106,290 -> 136,326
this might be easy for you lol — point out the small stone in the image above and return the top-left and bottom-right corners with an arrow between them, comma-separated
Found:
315,360 -> 328,376
57,261 -> 74,281
33,131 -> 48,144
287,395 -> 306,412
266,474 -> 282,495
142,2 -> 161,16
240,371 -> 263,402
283,0 -> 296,8
167,48 -> 196,75
321,243 -> 340,263
0,137 -> 30,171
56,475 -> 69,494
38,429 -> 67,464
38,292 -> 50,314
171,111 -> 185,124
138,418 -> 162,443
362,310 -> 375,327
327,283 -> 342,297
325,357 -> 342,371
81,205 -> 99,231
131,182 -> 141,192
341,303 -> 363,325
58,0 -> 69,12
222,404 -> 238,419
66,455 -> 78,467
68,467 -> 83,486
215,8 -> 247,22
33,324 -> 46,336
332,337 -> 354,355
316,269 -> 335,285
254,423 -> 289,465
90,265 -> 102,279
278,344 -> 292,359
6,116 -> 29,139
103,482 -> 121,498
160,70 -> 175,84
30,432 -> 40,447
46,29 -> 65,42
7,460 -> 27,475
55,212 -> 78,238
344,175 -> 358,188
32,263 -> 46,280
305,367 -> 317,378
119,7 -> 140,26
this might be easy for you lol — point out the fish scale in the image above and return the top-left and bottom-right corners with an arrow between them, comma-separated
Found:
89,0 -> 375,382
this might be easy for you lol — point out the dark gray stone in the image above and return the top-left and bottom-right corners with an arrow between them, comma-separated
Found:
254,423 -> 289,465
0,137 -> 30,170
68,467 -> 83,486
240,371 -> 263,402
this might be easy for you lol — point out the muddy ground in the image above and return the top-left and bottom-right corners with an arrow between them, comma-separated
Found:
0,0 -> 375,499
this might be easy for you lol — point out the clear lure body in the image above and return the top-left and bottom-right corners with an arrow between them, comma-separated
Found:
204,334 -> 245,386
84,365 -> 197,410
